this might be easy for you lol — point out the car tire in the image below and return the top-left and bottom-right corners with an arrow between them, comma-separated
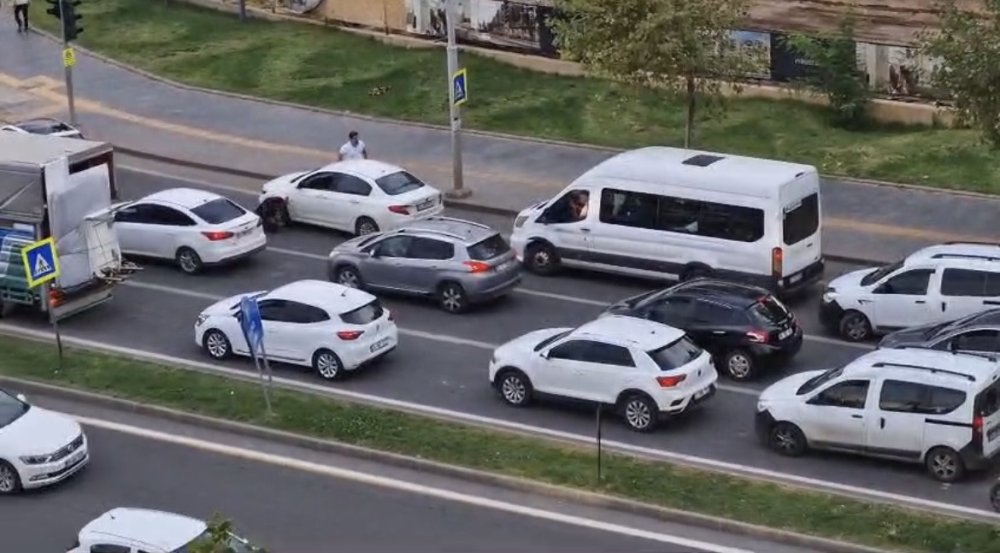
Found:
335,265 -> 363,289
313,349 -> 344,381
437,282 -> 468,314
0,460 -> 22,495
176,247 -> 204,275
990,482 -> 1000,512
355,217 -> 379,236
495,368 -> 532,407
838,310 -> 873,342
203,329 -> 232,360
925,446 -> 965,483
769,422 -> 808,456
524,242 -> 559,276
619,393 -> 658,433
721,349 -> 757,381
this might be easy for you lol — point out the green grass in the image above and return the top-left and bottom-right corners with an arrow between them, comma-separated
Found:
2,335 -> 999,552
28,0 -> 1000,193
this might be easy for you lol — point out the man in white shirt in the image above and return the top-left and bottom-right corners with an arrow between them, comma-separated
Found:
14,0 -> 30,33
338,131 -> 368,161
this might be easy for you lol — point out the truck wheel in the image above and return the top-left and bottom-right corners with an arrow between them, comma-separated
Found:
176,247 -> 204,275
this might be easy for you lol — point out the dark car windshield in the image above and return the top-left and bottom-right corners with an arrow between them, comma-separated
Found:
467,234 -> 511,260
748,296 -> 791,325
0,390 -> 29,429
191,198 -> 247,224
860,259 -> 904,286
648,337 -> 703,370
796,367 -> 844,395
534,330 -> 571,352
375,171 -> 426,195
340,300 -> 384,324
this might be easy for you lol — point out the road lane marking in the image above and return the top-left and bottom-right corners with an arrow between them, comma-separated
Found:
74,415 -> 757,553
267,246 -> 327,261
2,322 -> 996,523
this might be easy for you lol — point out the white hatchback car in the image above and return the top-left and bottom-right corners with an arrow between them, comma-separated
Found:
1,117 -> 84,138
258,160 -> 444,236
489,315 -> 718,432
112,188 -> 266,274
194,280 -> 397,380
67,508 -> 261,553
0,390 -> 88,495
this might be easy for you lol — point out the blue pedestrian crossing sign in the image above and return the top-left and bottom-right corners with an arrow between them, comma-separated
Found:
240,295 -> 265,359
452,68 -> 468,106
20,237 -> 60,289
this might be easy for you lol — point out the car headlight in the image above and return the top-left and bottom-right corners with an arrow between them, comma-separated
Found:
821,287 -> 836,303
514,215 -> 528,228
19,454 -> 51,465
195,314 -> 208,326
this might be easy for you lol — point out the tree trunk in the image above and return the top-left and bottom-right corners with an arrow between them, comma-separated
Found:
684,75 -> 696,148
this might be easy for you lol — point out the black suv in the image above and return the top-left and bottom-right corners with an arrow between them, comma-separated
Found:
604,279 -> 802,380
879,308 -> 1000,354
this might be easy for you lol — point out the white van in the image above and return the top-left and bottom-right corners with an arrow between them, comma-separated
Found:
509,147 -> 824,294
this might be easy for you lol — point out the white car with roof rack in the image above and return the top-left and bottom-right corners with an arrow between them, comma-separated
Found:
258,159 -> 444,236
488,315 -> 718,432
755,347 -> 1000,482
66,508 -> 262,553
111,187 -> 266,274
194,280 -> 397,380
821,242 -> 1000,341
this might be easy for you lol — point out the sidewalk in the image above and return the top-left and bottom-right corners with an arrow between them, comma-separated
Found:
0,19 -> 997,264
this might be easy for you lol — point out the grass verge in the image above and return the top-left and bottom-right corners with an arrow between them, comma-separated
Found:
28,0 -> 1000,194
2,334 -> 999,552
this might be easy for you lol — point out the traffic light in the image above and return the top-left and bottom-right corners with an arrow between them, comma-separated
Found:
45,0 -> 62,19
62,0 -> 83,41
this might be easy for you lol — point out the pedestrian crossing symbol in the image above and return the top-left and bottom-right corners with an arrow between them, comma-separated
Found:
452,68 -> 468,106
21,237 -> 60,289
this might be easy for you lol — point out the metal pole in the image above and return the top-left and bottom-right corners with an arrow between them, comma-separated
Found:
47,286 -> 64,372
56,0 -> 77,127
595,404 -> 603,481
238,0 -> 247,21
444,0 -> 468,198
251,350 -> 272,415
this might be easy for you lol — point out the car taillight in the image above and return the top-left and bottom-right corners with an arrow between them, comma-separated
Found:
202,231 -> 234,241
388,205 -> 410,215
48,288 -> 64,308
746,329 -> 769,343
337,330 -> 364,340
656,374 -> 687,388
463,260 -> 491,273
973,415 -> 984,443
771,247 -> 783,277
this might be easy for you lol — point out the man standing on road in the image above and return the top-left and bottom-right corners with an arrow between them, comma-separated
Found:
338,130 -> 368,161
13,0 -> 30,33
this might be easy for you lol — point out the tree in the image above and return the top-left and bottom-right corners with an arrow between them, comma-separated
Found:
785,14 -> 871,129
921,0 -> 1000,147
551,0 -> 755,147
188,515 -> 266,553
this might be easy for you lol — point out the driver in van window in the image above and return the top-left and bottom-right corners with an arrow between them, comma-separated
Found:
568,191 -> 589,221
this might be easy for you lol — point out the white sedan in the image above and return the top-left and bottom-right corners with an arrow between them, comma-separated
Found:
68,508 -> 261,553
258,159 -> 444,236
194,279 -> 398,380
0,389 -> 89,495
111,187 -> 266,274
488,315 -> 718,432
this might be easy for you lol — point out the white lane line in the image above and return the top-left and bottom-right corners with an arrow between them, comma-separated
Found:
4,322 -> 996,523
267,246 -> 327,261
74,415 -> 756,553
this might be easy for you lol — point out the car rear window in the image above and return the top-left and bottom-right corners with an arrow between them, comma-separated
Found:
748,296 -> 791,324
191,198 -> 246,224
647,337 -> 703,370
340,300 -> 384,325
375,171 -> 426,196
467,234 -> 511,260
976,380 -> 1000,418
782,193 -> 819,245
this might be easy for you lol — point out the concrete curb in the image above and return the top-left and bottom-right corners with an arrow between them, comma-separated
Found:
0,374 -> 900,553
28,25 -> 1000,202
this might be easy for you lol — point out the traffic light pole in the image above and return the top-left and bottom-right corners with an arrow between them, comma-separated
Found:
56,0 -> 78,127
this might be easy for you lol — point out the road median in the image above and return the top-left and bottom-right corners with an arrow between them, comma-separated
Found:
1,332 -> 997,553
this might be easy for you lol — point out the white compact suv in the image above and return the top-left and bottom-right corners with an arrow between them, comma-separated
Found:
755,348 -> 1000,482
67,508 -> 261,553
489,315 -> 718,432
821,243 -> 1000,341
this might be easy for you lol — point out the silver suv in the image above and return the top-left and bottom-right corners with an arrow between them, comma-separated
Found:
327,217 -> 522,313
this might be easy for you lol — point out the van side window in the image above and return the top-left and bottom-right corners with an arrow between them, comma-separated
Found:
783,193 -> 819,245
941,268 -> 990,297
598,188 -> 764,242
879,380 -> 966,415
809,380 -> 869,409
600,188 -> 657,229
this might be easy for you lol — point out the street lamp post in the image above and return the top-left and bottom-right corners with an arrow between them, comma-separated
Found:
444,0 -> 469,199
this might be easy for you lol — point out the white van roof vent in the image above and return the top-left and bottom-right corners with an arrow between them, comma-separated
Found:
681,154 -> 724,167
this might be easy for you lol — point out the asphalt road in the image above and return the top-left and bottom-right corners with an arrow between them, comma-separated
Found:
2,393 -> 814,553
3,167 -> 996,512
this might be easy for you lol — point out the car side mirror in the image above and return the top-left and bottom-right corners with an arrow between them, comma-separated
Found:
539,349 -> 550,360
368,249 -> 380,258
16,393 -> 26,403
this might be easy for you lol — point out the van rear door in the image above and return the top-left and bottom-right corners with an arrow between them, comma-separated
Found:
975,376 -> 1000,458
779,173 -> 821,280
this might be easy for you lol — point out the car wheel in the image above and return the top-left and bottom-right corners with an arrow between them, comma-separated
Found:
355,217 -> 379,236
496,368 -> 532,407
0,460 -> 22,495
203,329 -> 232,360
769,422 -> 807,456
336,265 -> 363,289
619,393 -> 658,433
838,310 -> 872,342
990,482 -> 1000,512
438,282 -> 468,314
721,349 -> 756,381
313,349 -> 343,381
524,242 -> 559,276
925,447 -> 965,483
176,247 -> 204,275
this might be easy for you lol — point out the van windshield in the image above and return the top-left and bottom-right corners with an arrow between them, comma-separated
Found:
782,193 -> 819,245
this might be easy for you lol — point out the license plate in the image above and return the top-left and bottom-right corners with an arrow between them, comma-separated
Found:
788,273 -> 803,284
779,328 -> 793,340
370,337 -> 391,353
416,199 -> 435,211
63,449 -> 84,469
236,227 -> 254,238
694,386 -> 711,400
497,260 -> 515,272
